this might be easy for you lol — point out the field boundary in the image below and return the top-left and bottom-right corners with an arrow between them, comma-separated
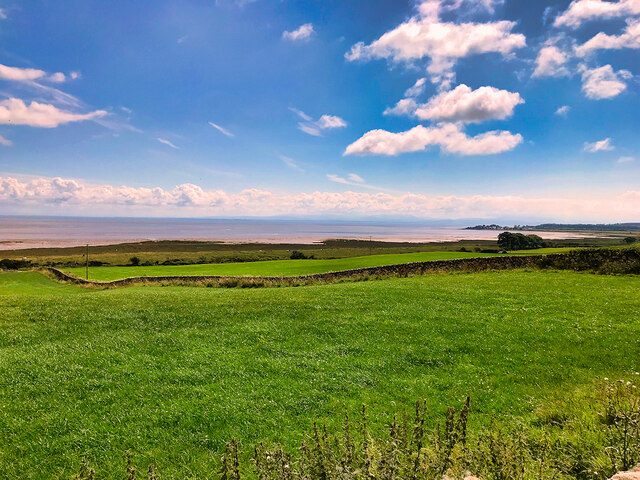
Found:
45,255 -> 544,287
44,247 -> 640,288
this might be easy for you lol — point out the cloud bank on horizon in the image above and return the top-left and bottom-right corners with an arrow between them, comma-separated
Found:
0,0 -> 638,221
2,175 -> 640,222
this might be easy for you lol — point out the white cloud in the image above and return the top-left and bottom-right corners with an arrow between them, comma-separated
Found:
0,63 -> 69,84
0,64 -> 47,82
405,78 -> 427,97
316,115 -> 347,129
209,121 -> 234,137
280,155 -> 303,171
618,156 -> 635,163
555,105 -> 571,116
0,98 -> 106,128
532,46 -> 570,78
414,84 -> 523,123
282,23 -> 315,41
293,109 -> 347,136
157,138 -> 180,149
48,72 -> 66,83
0,8 -> 7,19
3,175 -> 640,222
554,0 -> 640,29
384,98 -> 419,117
579,64 -> 632,99
344,123 -> 522,156
0,135 -> 12,146
347,173 -> 365,183
345,2 -> 525,87
575,19 -> 640,56
584,137 -> 614,152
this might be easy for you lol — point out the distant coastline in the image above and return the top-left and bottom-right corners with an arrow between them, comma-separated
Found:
466,223 -> 640,231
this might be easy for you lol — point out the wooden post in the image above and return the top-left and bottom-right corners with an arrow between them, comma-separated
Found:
86,244 -> 89,280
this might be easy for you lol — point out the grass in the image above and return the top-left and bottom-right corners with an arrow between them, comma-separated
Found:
1,269 -> 639,478
62,251 -> 501,280
61,249 -> 580,281
3,236 -> 627,268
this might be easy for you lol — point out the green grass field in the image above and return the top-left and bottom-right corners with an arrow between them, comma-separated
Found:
1,269 -> 639,478
62,249 -> 577,281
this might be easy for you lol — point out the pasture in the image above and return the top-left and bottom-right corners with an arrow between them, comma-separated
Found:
1,269 -> 639,478
61,249 -> 578,281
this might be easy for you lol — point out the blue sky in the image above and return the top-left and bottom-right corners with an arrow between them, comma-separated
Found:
0,0 -> 639,221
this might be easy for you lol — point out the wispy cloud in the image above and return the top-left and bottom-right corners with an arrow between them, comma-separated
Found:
280,155 -> 304,172
584,138 -> 614,153
555,105 -> 571,116
282,23 -> 315,42
0,8 -> 8,20
209,121 -> 234,137
289,107 -> 312,121
0,135 -> 12,146
157,137 -> 180,149
292,109 -> 347,137
327,173 -> 399,193
617,156 -> 635,164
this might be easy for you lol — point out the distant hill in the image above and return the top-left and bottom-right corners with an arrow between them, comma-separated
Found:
466,223 -> 640,231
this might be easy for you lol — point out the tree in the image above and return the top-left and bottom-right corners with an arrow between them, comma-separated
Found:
129,256 -> 141,266
498,232 -> 547,251
624,237 -> 637,244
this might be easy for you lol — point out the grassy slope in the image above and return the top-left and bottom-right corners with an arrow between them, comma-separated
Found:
62,249 -> 576,281
1,270 -> 639,479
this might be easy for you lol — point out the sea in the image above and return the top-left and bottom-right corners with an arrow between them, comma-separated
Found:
0,216 -> 593,251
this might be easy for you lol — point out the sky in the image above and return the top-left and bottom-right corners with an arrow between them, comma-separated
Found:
0,0 -> 639,222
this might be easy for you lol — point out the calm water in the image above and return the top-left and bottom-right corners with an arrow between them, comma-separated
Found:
0,216 -> 591,250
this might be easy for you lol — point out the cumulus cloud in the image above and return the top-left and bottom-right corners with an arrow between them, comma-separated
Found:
345,0 -> 525,87
0,135 -> 12,146
555,105 -> 571,116
0,98 -> 107,128
0,63 -> 69,84
384,98 -> 419,117
584,137 -> 614,152
554,0 -> 640,29
3,175 -> 640,221
579,64 -> 632,99
157,138 -> 179,149
0,64 -> 47,82
344,123 -> 522,156
532,46 -> 570,78
292,109 -> 347,136
282,23 -> 315,41
209,121 -> 234,137
414,84 -> 523,123
575,19 -> 640,56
